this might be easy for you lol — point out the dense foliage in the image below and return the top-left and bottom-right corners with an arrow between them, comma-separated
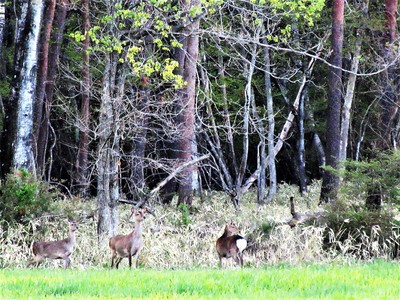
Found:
0,169 -> 55,224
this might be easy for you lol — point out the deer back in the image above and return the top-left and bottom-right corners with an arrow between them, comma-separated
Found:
32,219 -> 78,259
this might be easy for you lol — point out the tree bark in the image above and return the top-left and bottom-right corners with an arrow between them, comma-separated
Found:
320,0 -> 344,204
75,0 -> 91,195
40,0 -> 68,180
263,36 -> 277,203
0,0 -> 5,76
97,53 -> 123,238
130,78 -> 149,200
297,90 -> 307,195
177,0 -> 200,206
12,0 -> 44,172
378,0 -> 398,149
33,0 -> 56,176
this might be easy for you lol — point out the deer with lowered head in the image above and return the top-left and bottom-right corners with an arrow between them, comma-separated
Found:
109,207 -> 147,269
27,218 -> 78,268
216,221 -> 247,267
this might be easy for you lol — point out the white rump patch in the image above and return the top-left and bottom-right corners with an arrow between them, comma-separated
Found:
236,238 -> 247,253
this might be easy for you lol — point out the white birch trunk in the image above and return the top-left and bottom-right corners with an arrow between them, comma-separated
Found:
13,0 -> 44,171
339,0 -> 368,163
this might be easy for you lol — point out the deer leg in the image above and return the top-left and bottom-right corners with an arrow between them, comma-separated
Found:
111,251 -> 116,268
115,257 -> 122,269
231,249 -> 240,266
128,253 -> 132,268
63,257 -> 71,268
133,250 -> 140,269
238,252 -> 244,267
218,254 -> 223,268
28,256 -> 43,268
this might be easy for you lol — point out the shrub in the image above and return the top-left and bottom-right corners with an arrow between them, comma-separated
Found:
341,150 -> 400,207
0,169 -> 56,224
322,200 -> 400,259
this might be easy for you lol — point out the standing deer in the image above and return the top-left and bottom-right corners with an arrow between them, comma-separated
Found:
216,221 -> 247,267
27,218 -> 78,268
109,207 -> 147,269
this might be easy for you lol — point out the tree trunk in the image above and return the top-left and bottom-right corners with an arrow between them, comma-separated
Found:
320,0 -> 344,204
13,0 -> 44,172
40,0 -> 68,180
33,0 -> 56,176
75,0 -> 91,196
177,0 -> 200,206
297,90 -> 307,195
339,0 -> 367,165
0,0 -> 5,154
0,0 -> 5,76
1,1 -> 28,177
263,37 -> 277,203
130,79 -> 149,200
378,0 -> 398,149
97,53 -> 120,238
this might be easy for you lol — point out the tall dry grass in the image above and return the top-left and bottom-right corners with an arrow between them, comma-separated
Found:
0,181 -> 397,269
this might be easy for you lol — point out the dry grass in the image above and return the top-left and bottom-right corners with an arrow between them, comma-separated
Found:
0,181 -> 396,269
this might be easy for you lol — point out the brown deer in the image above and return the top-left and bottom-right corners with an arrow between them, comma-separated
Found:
109,207 -> 147,269
27,218 -> 78,268
216,221 -> 247,267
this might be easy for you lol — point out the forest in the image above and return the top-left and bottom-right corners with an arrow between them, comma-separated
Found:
0,0 -> 400,243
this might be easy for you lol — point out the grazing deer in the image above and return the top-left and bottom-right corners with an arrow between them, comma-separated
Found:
109,207 -> 147,269
216,221 -> 247,267
27,218 -> 78,268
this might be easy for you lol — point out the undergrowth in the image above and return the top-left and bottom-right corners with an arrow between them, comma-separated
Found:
1,181 -> 399,269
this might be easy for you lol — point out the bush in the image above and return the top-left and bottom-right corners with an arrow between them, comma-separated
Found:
0,169 -> 56,224
341,150 -> 400,207
322,200 -> 400,259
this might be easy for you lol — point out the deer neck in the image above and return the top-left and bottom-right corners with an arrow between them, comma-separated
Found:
68,229 -> 76,245
132,220 -> 143,237
222,229 -> 233,237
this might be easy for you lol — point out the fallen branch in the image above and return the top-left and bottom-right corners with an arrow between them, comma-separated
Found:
134,154 -> 211,208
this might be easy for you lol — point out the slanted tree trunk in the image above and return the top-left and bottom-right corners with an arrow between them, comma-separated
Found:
75,0 -> 91,196
239,35 -> 325,196
177,0 -> 200,206
320,0 -> 344,204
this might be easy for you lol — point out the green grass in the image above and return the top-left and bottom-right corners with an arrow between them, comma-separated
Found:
1,260 -> 400,299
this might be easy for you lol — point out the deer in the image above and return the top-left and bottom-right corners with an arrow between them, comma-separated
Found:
27,218 -> 78,268
216,220 -> 247,267
109,207 -> 147,269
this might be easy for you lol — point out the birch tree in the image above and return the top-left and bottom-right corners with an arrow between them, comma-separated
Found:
0,0 -> 44,175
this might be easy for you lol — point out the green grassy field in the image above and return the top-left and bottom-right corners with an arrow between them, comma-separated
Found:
1,260 -> 399,299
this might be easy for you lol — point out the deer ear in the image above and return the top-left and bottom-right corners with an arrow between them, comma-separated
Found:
131,207 -> 135,213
